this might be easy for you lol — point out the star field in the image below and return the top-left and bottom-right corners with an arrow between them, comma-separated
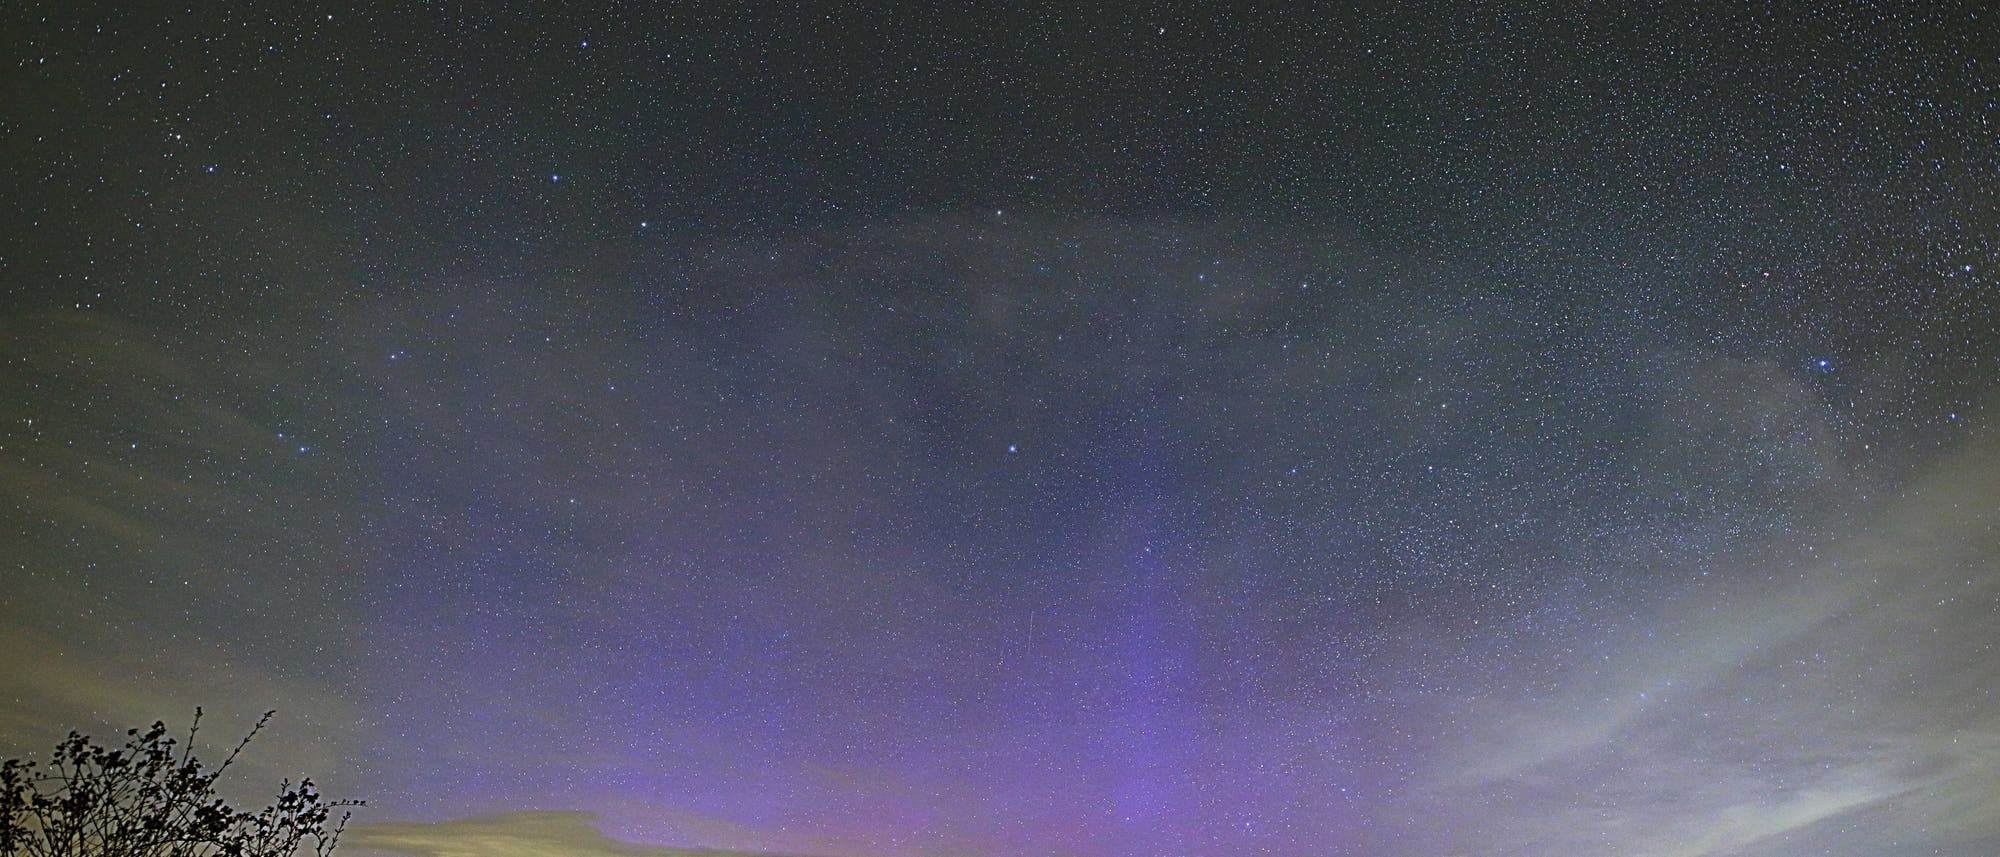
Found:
3,3 -> 1998,857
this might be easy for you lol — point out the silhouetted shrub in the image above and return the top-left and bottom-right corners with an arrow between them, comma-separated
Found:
0,710 -> 358,857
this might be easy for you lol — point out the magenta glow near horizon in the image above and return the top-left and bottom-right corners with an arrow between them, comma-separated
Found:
4,4 -> 1998,857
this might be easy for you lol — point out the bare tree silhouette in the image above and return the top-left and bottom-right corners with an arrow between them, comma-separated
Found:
1,710 -> 359,857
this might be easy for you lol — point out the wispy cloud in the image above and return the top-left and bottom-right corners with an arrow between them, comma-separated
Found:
1410,424 -> 2000,856
346,812 -> 812,857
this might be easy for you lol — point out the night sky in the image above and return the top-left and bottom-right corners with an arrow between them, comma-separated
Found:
4,2 -> 1999,856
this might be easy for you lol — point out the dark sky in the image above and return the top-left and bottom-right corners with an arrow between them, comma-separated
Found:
3,2 -> 1998,856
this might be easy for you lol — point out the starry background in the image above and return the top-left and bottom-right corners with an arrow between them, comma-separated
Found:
3,2 -> 1999,856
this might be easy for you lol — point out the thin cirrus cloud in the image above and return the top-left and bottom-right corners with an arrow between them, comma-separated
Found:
1405,428 -> 2000,856
345,812 -> 809,857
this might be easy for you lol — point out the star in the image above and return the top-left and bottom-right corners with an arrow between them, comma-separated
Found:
5,7 -> 1995,857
